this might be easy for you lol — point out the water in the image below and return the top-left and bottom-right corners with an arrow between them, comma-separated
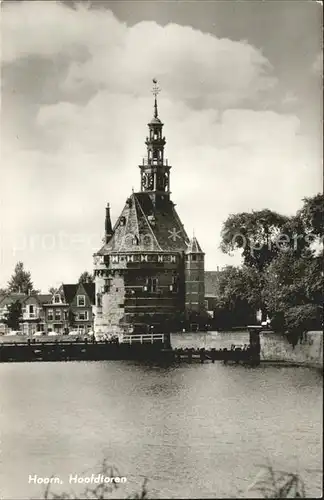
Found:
0,333 -> 322,499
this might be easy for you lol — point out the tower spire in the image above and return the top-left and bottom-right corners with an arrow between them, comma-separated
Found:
152,78 -> 160,118
105,203 -> 112,243
139,79 -> 171,203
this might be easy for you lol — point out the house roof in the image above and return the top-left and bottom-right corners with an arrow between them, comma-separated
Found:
97,192 -> 189,255
62,283 -> 95,305
36,294 -> 52,304
0,293 -> 27,307
62,284 -> 78,304
21,293 -> 52,305
83,283 -> 95,305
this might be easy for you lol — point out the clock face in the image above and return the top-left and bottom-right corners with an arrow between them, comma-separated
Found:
143,173 -> 154,190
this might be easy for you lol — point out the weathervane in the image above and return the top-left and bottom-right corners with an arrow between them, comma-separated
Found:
152,78 -> 160,118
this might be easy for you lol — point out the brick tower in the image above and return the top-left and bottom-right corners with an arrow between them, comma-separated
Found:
185,236 -> 205,319
93,80 -> 205,336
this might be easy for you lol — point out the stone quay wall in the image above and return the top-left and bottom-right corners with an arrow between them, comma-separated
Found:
260,331 -> 323,369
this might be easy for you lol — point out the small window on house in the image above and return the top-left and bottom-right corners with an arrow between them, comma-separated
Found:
54,294 -> 61,304
172,276 -> 178,293
192,255 -> 197,261
29,305 -> 34,314
48,309 -> 53,321
77,295 -> 85,307
78,311 -> 89,321
54,310 -> 61,320
152,278 -> 158,293
120,216 -> 126,226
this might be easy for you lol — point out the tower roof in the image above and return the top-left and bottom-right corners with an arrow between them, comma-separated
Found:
97,192 -> 190,255
149,116 -> 162,125
186,236 -> 204,254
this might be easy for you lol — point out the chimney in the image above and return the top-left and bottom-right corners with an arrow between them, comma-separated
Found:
105,203 -> 113,243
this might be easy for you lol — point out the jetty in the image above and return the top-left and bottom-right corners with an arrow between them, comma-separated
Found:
0,328 -> 262,365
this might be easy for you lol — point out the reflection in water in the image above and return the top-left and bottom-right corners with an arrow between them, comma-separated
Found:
0,334 -> 322,499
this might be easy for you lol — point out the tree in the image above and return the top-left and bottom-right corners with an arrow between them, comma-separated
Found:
278,304 -> 322,347
3,300 -> 22,330
296,193 -> 324,238
264,248 -> 323,314
285,304 -> 321,335
219,206 -> 320,321
78,271 -> 94,284
7,262 -> 37,294
220,209 -> 289,273
212,265 -> 261,329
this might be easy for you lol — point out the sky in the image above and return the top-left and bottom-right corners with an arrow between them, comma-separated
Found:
1,0 -> 322,292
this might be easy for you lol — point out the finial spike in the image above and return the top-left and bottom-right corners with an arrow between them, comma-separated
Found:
152,78 -> 160,118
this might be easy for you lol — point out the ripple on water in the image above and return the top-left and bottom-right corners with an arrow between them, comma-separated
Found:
0,357 -> 322,499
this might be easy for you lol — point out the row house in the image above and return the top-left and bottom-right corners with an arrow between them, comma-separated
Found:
0,293 -> 26,334
0,282 -> 95,335
20,293 -> 52,335
43,283 -> 95,334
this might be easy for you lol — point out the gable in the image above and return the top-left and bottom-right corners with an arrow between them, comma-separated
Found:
70,283 -> 91,308
62,284 -> 78,304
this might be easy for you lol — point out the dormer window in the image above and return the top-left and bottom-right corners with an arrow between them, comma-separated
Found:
77,295 -> 85,307
53,294 -> 61,304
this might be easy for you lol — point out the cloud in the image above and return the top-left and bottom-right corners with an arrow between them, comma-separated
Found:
2,1 -> 276,109
1,1 -> 322,291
